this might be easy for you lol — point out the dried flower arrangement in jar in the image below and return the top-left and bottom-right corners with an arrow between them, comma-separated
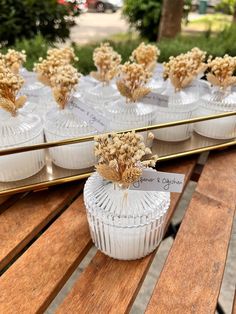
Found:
0,49 -> 26,74
131,42 -> 160,73
84,131 -> 170,260
0,62 -> 45,181
195,54 -> 236,139
33,48 -> 78,86
91,42 -> 121,84
50,64 -> 81,109
153,49 -> 207,142
82,43 -> 121,111
106,62 -> 156,142
44,64 -> 97,169
23,47 -> 78,118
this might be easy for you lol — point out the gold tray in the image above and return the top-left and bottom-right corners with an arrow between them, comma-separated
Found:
0,111 -> 236,196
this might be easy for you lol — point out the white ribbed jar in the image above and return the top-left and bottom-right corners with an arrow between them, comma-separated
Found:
194,89 -> 236,139
153,81 -> 198,142
81,83 -> 120,113
44,105 -> 97,169
106,97 -> 156,141
0,109 -> 45,182
84,173 -> 170,260
20,83 -> 56,119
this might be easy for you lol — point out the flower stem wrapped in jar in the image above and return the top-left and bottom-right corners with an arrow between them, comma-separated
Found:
44,64 -> 97,170
84,132 -> 170,260
0,61 -> 45,182
194,54 -> 236,139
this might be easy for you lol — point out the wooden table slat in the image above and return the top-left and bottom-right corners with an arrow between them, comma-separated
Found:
146,150 -> 236,314
232,290 -> 236,314
196,149 -> 236,209
0,183 -> 83,272
0,194 -> 92,314
56,158 -> 197,314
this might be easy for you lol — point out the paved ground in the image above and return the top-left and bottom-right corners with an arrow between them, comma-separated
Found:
68,11 -> 214,45
69,10 -> 129,45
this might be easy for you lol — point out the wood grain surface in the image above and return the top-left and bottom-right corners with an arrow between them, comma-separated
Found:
196,149 -> 236,209
232,290 -> 236,314
0,183 -> 83,272
0,194 -> 92,314
56,158 -> 197,314
146,150 -> 236,314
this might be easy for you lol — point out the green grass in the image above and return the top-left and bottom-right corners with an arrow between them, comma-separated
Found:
183,13 -> 232,32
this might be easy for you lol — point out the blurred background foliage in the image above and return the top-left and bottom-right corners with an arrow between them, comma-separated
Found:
0,0 -> 79,46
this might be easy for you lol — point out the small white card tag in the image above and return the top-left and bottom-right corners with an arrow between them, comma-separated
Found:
71,98 -> 107,132
141,92 -> 169,107
130,169 -> 185,193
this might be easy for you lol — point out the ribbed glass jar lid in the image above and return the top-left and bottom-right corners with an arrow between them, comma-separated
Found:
84,173 -> 170,228
82,82 -> 120,104
106,96 -> 156,122
44,106 -> 97,138
201,88 -> 236,111
154,79 -> 199,108
0,109 -> 43,147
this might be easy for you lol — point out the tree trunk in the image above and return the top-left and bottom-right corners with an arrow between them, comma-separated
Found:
158,0 -> 184,41
233,5 -> 236,23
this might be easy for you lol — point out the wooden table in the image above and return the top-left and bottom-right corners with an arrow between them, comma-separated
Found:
0,148 -> 235,314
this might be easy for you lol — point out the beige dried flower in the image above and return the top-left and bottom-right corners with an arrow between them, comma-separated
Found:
47,47 -> 78,63
94,131 -> 158,187
33,47 -> 78,86
163,48 -> 208,91
189,47 -> 208,75
131,42 -> 160,72
3,49 -> 26,74
90,42 -> 121,84
50,64 -> 81,109
206,54 -> 236,89
0,63 -> 26,116
116,62 -> 151,102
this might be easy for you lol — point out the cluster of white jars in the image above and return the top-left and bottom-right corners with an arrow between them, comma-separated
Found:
1,71 -> 236,183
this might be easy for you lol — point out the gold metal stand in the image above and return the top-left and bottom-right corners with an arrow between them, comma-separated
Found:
0,111 -> 235,196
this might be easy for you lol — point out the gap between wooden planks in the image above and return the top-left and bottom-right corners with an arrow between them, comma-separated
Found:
146,149 -> 236,314
55,157 -> 198,314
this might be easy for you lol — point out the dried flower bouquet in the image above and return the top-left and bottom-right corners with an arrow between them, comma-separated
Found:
90,42 -> 121,84
131,42 -> 160,72
163,47 -> 207,91
34,47 -> 78,86
0,61 -> 26,116
116,62 -> 151,102
0,49 -> 26,74
206,55 -> 236,90
95,131 -> 158,188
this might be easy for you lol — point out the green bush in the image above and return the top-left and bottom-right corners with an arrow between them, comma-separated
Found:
0,0 -> 79,46
123,0 -> 162,41
2,25 -> 236,75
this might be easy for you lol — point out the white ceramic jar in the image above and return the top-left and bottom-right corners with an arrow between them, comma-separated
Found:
0,109 -> 45,182
84,172 -> 170,260
44,102 -> 97,170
